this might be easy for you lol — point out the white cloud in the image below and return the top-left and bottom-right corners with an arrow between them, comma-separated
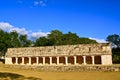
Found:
34,0 -> 46,7
30,32 -> 50,39
89,37 -> 108,43
0,22 -> 13,31
0,22 -> 49,40
0,22 -> 27,35
9,27 -> 28,35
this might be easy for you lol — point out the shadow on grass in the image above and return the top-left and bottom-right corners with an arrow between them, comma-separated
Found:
0,72 -> 42,80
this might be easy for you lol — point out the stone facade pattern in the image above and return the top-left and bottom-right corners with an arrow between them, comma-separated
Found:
6,43 -> 111,57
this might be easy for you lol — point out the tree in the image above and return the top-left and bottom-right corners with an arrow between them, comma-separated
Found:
48,30 -> 63,45
35,37 -> 54,46
112,47 -> 120,63
79,38 -> 97,44
62,32 -> 80,45
0,29 -> 11,56
9,31 -> 21,48
106,34 -> 120,47
106,34 -> 120,63
19,35 -> 32,47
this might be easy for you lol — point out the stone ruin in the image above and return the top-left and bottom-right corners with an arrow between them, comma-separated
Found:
5,43 -> 112,65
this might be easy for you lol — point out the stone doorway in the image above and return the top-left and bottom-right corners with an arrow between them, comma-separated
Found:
31,57 -> 36,64
86,56 -> 92,64
77,56 -> 83,64
68,56 -> 74,64
39,57 -> 43,64
52,57 -> 57,64
45,57 -> 50,64
24,57 -> 29,64
95,56 -> 101,64
12,57 -> 16,64
59,56 -> 65,64
18,57 -> 22,64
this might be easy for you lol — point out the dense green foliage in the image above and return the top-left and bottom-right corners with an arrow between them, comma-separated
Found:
106,34 -> 120,63
112,48 -> 120,63
106,34 -> 120,47
0,30 -> 32,56
34,30 -> 97,46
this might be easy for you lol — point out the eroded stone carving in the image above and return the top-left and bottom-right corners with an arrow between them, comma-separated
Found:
6,43 -> 111,57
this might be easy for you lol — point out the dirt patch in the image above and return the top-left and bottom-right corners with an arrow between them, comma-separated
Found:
0,63 -> 120,80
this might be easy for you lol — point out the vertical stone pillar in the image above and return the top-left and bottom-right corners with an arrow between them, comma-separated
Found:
36,57 -> 39,65
22,57 -> 24,65
49,57 -> 52,65
74,56 -> 77,65
43,57 -> 45,65
92,56 -> 95,65
83,56 -> 86,65
57,56 -> 59,65
28,57 -> 31,65
65,56 -> 68,65
15,57 -> 18,64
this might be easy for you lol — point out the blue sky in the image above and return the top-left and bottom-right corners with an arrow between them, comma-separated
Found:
0,0 -> 120,42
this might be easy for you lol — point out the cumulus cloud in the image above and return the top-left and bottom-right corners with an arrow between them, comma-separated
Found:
30,32 -> 50,39
9,27 -> 28,35
0,22 -> 13,31
0,22 -> 49,40
0,22 -> 27,35
89,37 -> 107,43
34,0 -> 46,7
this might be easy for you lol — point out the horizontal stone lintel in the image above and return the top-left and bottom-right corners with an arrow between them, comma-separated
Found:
6,54 -> 112,57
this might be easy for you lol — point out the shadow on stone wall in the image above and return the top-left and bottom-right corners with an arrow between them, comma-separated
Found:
0,72 -> 42,80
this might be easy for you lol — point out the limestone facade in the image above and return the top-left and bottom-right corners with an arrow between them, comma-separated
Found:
5,43 -> 112,65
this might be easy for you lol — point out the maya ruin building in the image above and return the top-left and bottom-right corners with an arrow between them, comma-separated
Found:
5,43 -> 112,65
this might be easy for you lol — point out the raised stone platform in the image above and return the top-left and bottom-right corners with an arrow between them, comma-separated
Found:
5,64 -> 120,72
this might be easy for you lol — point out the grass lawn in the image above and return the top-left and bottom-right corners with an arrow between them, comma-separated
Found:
0,63 -> 120,80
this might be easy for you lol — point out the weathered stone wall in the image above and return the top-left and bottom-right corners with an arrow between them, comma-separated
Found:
101,55 -> 112,65
6,43 -> 111,57
6,65 -> 120,72
5,58 -> 12,64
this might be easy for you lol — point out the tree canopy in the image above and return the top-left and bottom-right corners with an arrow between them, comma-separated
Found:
34,30 -> 97,46
106,34 -> 120,63
106,34 -> 120,47
0,29 -> 32,56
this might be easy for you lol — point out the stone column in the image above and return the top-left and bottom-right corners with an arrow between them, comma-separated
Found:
74,56 -> 77,65
36,57 -> 39,65
83,56 -> 86,65
43,57 -> 45,65
49,57 -> 52,65
65,56 -> 68,65
22,57 -> 24,65
57,56 -> 59,65
92,56 -> 95,65
28,57 -> 31,65
15,57 -> 18,64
